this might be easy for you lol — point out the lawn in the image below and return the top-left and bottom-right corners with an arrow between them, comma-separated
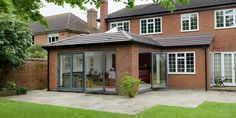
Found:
0,99 -> 235,118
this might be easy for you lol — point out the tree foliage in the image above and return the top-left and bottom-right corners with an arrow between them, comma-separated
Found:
26,44 -> 47,59
0,0 -> 190,25
0,14 -> 32,79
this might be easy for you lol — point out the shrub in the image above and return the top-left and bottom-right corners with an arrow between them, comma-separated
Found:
120,73 -> 140,98
5,81 -> 16,91
16,86 -> 28,95
26,44 -> 47,59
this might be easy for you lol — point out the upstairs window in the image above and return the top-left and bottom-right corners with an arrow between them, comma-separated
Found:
140,17 -> 162,34
181,13 -> 199,32
168,52 -> 195,74
48,33 -> 59,44
215,9 -> 236,29
110,21 -> 130,32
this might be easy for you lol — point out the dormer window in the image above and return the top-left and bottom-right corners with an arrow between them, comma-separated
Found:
48,33 -> 59,44
181,13 -> 199,32
140,17 -> 162,35
110,21 -> 130,32
215,9 -> 236,29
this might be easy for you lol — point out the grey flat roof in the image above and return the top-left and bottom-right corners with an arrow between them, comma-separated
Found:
107,0 -> 236,20
43,31 -> 213,48
30,13 -> 89,34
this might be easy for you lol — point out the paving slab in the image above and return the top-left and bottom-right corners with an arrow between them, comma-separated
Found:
1,90 -> 236,114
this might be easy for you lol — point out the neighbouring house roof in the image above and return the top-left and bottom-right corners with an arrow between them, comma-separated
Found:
154,34 -> 213,47
43,31 -> 213,48
30,13 -> 89,35
107,0 -> 236,20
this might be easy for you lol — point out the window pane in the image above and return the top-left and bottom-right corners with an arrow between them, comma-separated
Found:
48,37 -> 51,43
60,55 -> 72,87
123,22 -> 129,32
52,37 -> 55,42
190,14 -> 198,30
168,54 -> 176,72
111,23 -> 116,28
148,19 -> 154,33
214,53 -> 221,79
216,11 -> 224,28
141,20 -> 147,34
177,58 -> 185,72
224,54 -> 233,83
155,18 -> 161,33
186,53 -> 194,72
182,20 -> 189,30
225,15 -> 234,27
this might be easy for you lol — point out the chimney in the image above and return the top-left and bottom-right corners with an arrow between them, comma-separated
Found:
87,8 -> 98,33
100,0 -> 108,32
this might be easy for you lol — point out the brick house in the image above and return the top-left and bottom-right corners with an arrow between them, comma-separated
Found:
31,10 -> 99,45
44,0 -> 236,94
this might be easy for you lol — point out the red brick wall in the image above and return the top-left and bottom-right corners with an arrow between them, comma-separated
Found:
105,7 -> 236,89
108,7 -> 236,51
34,31 -> 80,45
162,47 -> 207,89
0,59 -> 48,90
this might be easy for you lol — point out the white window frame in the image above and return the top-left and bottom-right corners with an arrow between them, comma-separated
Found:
110,21 -> 130,32
48,33 -> 59,44
181,13 -> 199,32
139,17 -> 162,35
167,52 -> 196,74
214,8 -> 236,29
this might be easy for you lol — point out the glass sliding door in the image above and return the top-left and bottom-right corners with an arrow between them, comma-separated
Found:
151,53 -> 167,88
213,52 -> 236,86
104,52 -> 116,92
84,52 -> 105,92
59,53 -> 84,91
72,54 -> 84,89
59,55 -> 72,88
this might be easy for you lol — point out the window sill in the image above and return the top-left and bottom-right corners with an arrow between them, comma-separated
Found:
180,29 -> 199,33
140,32 -> 162,35
215,26 -> 236,30
168,72 -> 196,75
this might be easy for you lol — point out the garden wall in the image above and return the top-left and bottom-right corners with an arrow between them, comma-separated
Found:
0,59 -> 48,90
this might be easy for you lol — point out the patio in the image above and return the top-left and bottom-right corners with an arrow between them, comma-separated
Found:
1,90 -> 236,114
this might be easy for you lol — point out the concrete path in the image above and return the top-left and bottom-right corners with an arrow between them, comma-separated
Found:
1,90 -> 236,114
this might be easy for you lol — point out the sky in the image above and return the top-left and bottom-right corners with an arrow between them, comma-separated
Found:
39,0 -> 152,22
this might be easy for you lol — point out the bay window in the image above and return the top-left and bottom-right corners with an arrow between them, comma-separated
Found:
215,9 -> 236,29
168,52 -> 195,74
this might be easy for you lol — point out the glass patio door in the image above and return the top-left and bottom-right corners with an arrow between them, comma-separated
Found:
59,53 -> 84,91
151,53 -> 167,88
213,52 -> 236,86
222,53 -> 236,85
84,52 -> 105,92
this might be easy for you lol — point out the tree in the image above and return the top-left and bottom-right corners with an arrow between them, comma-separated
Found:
0,0 -> 190,25
0,14 -> 32,79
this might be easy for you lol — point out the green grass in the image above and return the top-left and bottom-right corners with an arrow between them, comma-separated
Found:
0,99 -> 235,118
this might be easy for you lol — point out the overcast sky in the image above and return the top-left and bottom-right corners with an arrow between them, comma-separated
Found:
40,0 -> 152,22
